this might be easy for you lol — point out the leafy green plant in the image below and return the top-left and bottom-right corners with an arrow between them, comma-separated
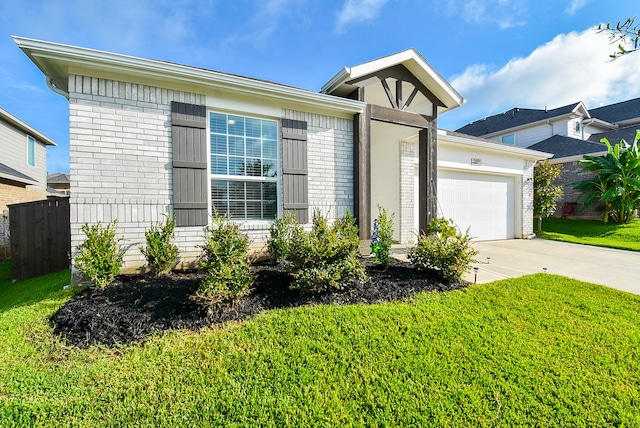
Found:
288,209 -> 366,292
267,212 -> 299,263
195,215 -> 254,305
572,132 -> 640,223
533,160 -> 563,230
74,220 -> 124,288
370,205 -> 395,268
140,214 -> 179,277
408,217 -> 478,282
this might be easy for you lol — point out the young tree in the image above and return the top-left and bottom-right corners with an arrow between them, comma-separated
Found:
533,160 -> 563,231
598,18 -> 640,59
573,132 -> 640,223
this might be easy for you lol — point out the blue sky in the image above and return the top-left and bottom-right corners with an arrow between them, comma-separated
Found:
1,0 -> 639,175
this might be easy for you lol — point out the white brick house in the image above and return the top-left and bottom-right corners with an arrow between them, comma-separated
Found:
15,37 -> 549,281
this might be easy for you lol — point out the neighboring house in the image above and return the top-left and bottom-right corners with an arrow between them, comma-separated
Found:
47,172 -> 71,196
0,106 -> 57,216
456,98 -> 640,218
15,37 -> 549,281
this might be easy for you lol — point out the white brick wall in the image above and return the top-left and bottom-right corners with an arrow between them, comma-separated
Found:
522,160 -> 535,237
399,141 -> 417,243
68,77 -> 356,280
68,75 -> 205,277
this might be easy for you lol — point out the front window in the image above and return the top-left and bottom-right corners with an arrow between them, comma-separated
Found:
209,112 -> 278,220
27,135 -> 35,167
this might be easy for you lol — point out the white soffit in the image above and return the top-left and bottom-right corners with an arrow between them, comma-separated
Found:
321,49 -> 465,114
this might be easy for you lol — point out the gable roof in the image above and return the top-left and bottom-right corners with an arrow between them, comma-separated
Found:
0,107 -> 57,146
0,162 -> 38,185
321,49 -> 465,114
47,172 -> 70,184
456,102 -> 586,137
589,97 -> 640,125
528,135 -> 606,159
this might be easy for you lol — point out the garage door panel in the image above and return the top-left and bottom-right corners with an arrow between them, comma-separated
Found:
437,171 -> 515,241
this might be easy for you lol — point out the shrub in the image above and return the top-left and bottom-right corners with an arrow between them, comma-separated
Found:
267,212 -> 299,263
195,215 -> 254,305
288,209 -> 366,292
408,217 -> 478,282
140,213 -> 179,277
74,220 -> 124,288
370,205 -> 395,268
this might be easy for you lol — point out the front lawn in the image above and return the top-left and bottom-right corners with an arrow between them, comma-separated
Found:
1,261 -> 639,426
538,217 -> 640,251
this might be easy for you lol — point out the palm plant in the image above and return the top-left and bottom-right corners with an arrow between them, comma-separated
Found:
573,132 -> 640,223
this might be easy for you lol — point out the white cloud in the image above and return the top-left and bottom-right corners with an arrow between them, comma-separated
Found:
439,28 -> 640,130
436,0 -> 528,29
335,0 -> 389,32
566,0 -> 590,16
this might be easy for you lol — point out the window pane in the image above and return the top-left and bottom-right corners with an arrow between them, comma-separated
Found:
245,158 -> 262,177
211,155 -> 228,175
246,201 -> 261,219
210,134 -> 227,156
228,116 -> 245,136
229,200 -> 245,219
501,134 -> 515,145
263,139 -> 277,159
229,136 -> 244,157
210,113 -> 227,134
229,157 -> 244,176
263,201 -> 277,219
211,180 -> 228,199
262,121 -> 277,140
246,118 -> 261,138
228,181 -> 245,199
246,138 -> 261,158
262,160 -> 276,177
27,136 -> 35,167
263,182 -> 276,200
246,181 -> 261,200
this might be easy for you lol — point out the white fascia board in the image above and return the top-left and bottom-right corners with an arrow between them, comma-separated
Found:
438,129 -> 553,161
548,151 -> 607,163
583,117 -> 618,130
0,106 -> 57,146
13,36 -> 365,115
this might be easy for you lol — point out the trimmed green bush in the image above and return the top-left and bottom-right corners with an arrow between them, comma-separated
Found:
371,205 -> 395,268
267,212 -> 299,263
74,220 -> 124,288
195,215 -> 254,305
140,213 -> 179,277
408,217 -> 478,282
288,210 -> 366,292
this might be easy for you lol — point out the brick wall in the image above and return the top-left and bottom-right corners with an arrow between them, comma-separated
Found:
0,181 -> 47,215
550,161 -> 600,219
522,160 -> 535,237
399,141 -> 417,243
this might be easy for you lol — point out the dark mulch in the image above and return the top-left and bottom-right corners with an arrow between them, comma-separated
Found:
51,259 -> 465,348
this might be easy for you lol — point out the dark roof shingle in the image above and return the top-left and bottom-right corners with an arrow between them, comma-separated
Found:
589,97 -> 640,124
528,135 -> 606,159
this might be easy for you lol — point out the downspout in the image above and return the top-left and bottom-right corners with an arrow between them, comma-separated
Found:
46,76 -> 69,99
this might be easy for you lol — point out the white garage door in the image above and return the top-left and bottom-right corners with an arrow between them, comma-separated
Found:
437,170 -> 515,241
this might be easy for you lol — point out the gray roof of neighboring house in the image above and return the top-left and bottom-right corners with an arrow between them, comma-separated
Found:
455,102 -> 581,137
589,97 -> 640,124
0,162 -> 37,184
588,125 -> 639,144
47,172 -> 70,183
527,135 -> 606,158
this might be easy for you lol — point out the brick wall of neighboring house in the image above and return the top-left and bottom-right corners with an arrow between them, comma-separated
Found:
552,161 -> 601,219
67,75 -> 356,278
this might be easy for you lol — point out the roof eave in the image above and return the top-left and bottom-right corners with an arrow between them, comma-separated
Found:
0,105 -> 57,146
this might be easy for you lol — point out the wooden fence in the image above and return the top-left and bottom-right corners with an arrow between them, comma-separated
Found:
9,198 -> 70,282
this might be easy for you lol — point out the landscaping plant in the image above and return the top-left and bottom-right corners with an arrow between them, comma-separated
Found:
533,160 -> 563,230
370,205 -> 394,268
140,213 -> 179,277
288,209 -> 366,292
572,132 -> 640,223
408,217 -> 478,282
195,214 -> 254,305
266,212 -> 299,263
74,220 -> 124,288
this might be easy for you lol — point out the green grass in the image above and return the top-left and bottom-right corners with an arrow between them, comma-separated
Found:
538,217 -> 640,251
1,260 -> 640,426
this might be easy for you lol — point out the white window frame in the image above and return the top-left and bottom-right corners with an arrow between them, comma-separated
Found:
26,135 -> 36,167
207,110 -> 280,223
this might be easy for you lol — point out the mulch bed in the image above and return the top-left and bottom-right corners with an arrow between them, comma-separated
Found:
51,259 -> 465,348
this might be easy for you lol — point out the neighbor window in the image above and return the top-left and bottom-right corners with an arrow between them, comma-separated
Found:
575,121 -> 581,133
209,112 -> 278,220
27,135 -> 35,167
501,134 -> 515,145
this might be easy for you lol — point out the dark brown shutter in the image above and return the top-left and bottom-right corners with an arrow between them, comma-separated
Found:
171,101 -> 208,226
281,119 -> 308,223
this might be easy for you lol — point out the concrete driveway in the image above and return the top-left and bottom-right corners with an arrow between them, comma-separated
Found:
464,239 -> 640,295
